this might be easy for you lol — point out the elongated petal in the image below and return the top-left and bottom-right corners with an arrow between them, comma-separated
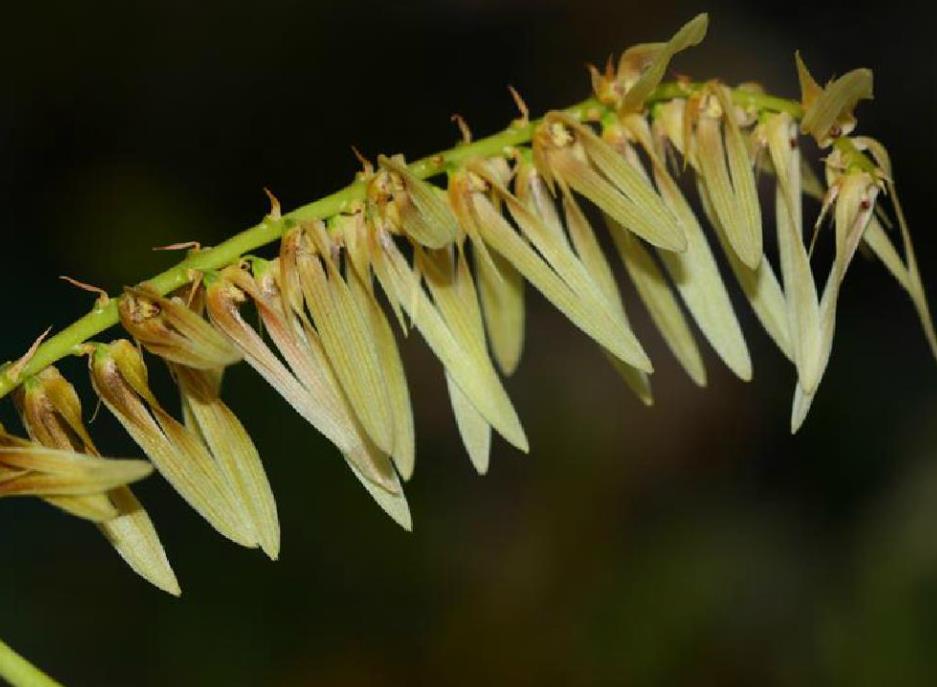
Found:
347,268 -> 416,480
621,13 -> 709,112
176,365 -> 280,560
495,177 -> 638,341
206,272 -> 350,453
295,226 -> 396,455
765,113 -> 822,392
102,488 -> 180,596
371,231 -> 529,452
250,266 -> 408,506
625,114 -> 751,380
420,246 -> 499,472
475,248 -> 525,376
863,217 -> 910,291
211,267 -> 400,495
714,86 -> 763,266
343,452 -> 412,531
609,219 -> 706,385
15,368 -> 178,594
547,115 -> 686,252
447,372 -> 491,475
790,174 -> 878,432
695,94 -> 762,269
0,446 -> 152,497
697,176 -> 793,360
90,343 -> 254,547
790,270 -> 838,433
562,192 -> 653,403
470,190 -> 653,373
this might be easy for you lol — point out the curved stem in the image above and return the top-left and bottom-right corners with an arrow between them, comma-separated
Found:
0,83 -> 804,400
0,637 -> 64,687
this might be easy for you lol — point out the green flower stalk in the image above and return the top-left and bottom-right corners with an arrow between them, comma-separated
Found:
0,638 -> 64,687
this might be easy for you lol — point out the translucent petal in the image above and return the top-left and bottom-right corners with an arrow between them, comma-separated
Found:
176,366 -> 280,560
551,115 -> 686,251
102,488 -> 181,596
562,192 -> 653,404
90,342 -> 254,546
371,232 -> 529,452
213,268 -> 399,494
626,114 -> 751,380
470,191 -> 652,372
447,372 -> 491,475
295,227 -> 396,456
695,93 -> 762,269
609,220 -> 706,386
206,274 -> 351,453
765,113 -> 822,392
348,271 -> 416,480
697,176 -> 793,360
15,369 -> 178,594
475,249 -> 525,377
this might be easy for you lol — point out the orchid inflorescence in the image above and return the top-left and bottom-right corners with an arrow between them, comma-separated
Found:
1,13 -> 934,599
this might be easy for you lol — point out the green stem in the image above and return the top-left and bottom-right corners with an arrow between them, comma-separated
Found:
0,82 -> 804,400
0,638 -> 64,687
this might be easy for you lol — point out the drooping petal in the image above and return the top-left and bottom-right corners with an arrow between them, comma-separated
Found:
447,372 -> 492,475
293,224 -> 396,456
790,172 -> 879,432
14,368 -> 179,594
534,118 -> 685,253
419,245 -> 499,473
624,114 -> 751,380
101,488 -> 180,596
854,142 -> 937,361
175,365 -> 280,560
562,192 -> 654,404
697,176 -> 793,360
695,87 -> 762,269
609,218 -> 706,386
469,188 -> 653,373
206,265 -> 410,522
90,341 -> 254,547
211,265 -> 401,495
370,229 -> 529,453
347,268 -> 416,480
765,112 -> 822,392
474,249 -> 525,377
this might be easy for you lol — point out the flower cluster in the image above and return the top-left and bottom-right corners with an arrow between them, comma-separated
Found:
1,14 -> 933,595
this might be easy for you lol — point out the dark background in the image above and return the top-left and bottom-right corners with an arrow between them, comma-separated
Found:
2,1 -> 936,685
